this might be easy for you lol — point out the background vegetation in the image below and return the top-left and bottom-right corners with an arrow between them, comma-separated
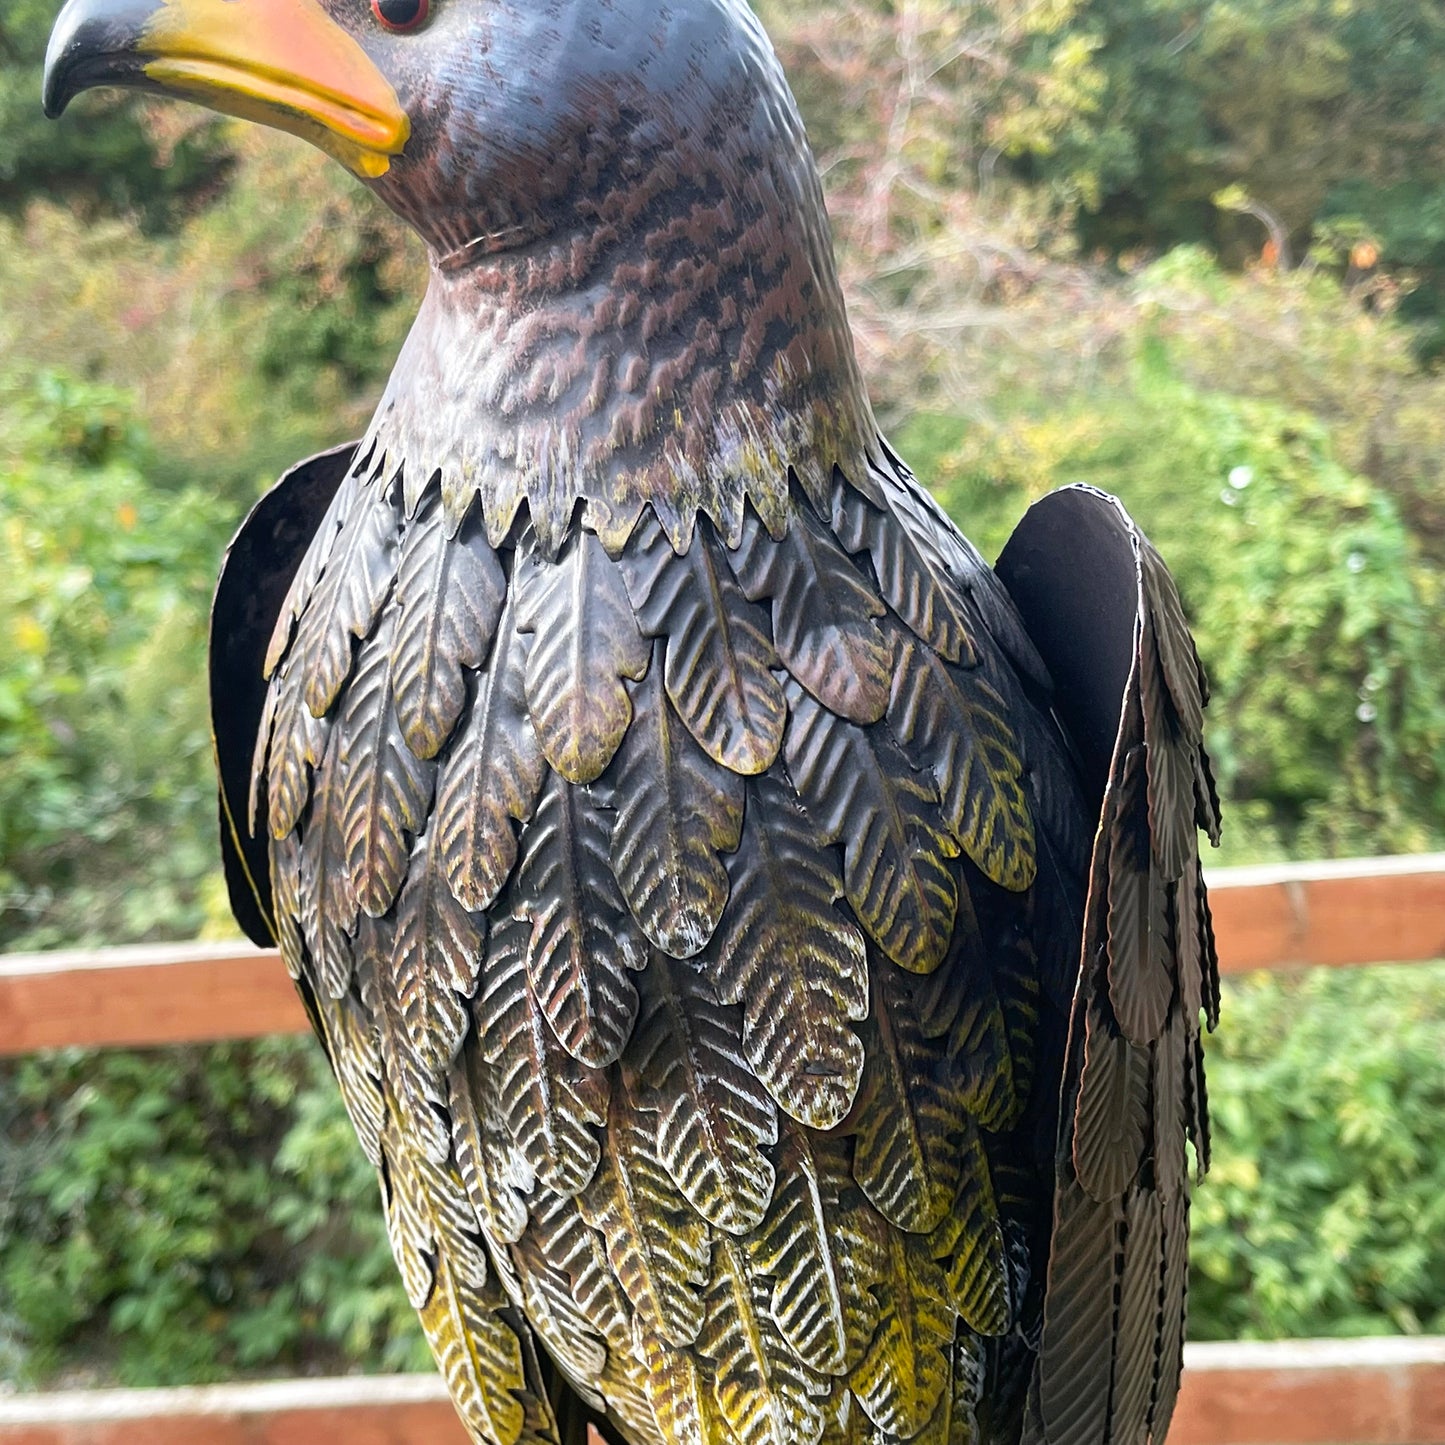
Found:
2,0 -> 1442,1388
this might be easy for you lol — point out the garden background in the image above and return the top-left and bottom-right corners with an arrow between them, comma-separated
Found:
1,0 -> 1442,1389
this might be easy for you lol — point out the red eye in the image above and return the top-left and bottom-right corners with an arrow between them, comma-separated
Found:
372,0 -> 430,31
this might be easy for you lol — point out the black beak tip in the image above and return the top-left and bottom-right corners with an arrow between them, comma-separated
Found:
42,0 -> 155,120
42,34 -> 79,119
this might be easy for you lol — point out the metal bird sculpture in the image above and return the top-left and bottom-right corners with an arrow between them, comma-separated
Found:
44,2 -> 1221,1442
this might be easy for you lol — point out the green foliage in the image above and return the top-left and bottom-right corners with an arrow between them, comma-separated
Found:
1027,0 -> 1445,245
0,0 -> 233,228
0,369 -> 237,949
1192,964 -> 1445,1339
0,1040 -> 426,1385
904,250 -> 1445,862
0,134 -> 422,507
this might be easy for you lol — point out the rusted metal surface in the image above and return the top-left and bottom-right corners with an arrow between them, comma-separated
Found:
3,856 -> 1441,1059
2,1339 -> 1440,1445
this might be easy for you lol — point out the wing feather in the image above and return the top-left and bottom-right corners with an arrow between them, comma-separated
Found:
748,1123 -> 885,1377
707,770 -> 867,1129
516,529 -> 650,784
1106,1189 -> 1162,1441
1036,1178 -> 1119,1445
391,498 -> 506,760
887,635 -> 1036,892
390,826 -> 484,1074
577,1084 -> 710,1348
434,587 -> 547,914
309,984 -> 385,1169
783,679 -> 958,973
697,1238 -> 829,1445
1147,1189 -> 1191,1441
518,768 -> 644,1067
451,1044 -> 530,1246
848,1232 -> 955,1441
336,609 -> 437,918
295,473 -> 400,719
852,965 -> 965,1234
925,1123 -> 1009,1338
828,478 -> 976,667
262,462 -> 362,680
606,650 -> 744,959
1106,748 -> 1173,1045
477,908 -> 608,1195
628,959 -> 778,1237
356,912 -> 452,1164
263,656 -> 330,839
617,510 -> 785,775
527,1184 -> 634,1349
730,505 -> 891,725
1072,995 -> 1150,1202
297,723 -> 359,999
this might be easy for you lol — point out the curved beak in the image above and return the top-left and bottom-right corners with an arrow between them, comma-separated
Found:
44,0 -> 410,178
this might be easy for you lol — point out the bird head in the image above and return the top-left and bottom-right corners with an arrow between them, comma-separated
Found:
46,0 -> 806,262
44,0 -> 879,552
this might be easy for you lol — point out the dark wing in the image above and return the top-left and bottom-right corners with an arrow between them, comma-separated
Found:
215,455 -> 616,1445
996,485 -> 1221,1445
210,442 -> 356,947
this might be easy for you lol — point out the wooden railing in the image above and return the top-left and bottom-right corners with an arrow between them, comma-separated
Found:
4,851 -> 1443,1058
2,854 -> 1443,1444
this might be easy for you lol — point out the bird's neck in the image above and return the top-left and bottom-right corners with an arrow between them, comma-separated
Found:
362,108 -> 878,556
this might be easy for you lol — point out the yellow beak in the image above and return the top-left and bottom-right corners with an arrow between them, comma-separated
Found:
44,0 -> 410,178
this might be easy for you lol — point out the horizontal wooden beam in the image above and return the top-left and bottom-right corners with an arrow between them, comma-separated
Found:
2,855 -> 1442,1056
0,1339 -> 1440,1445
1171,1336 -> 1445,1445
0,940 -> 303,1056
0,1374 -> 463,1445
1206,852 -> 1445,976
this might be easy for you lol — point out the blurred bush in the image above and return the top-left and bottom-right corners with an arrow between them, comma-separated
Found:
1192,963 -> 1445,1339
0,0 -> 232,227
902,250 -> 1445,861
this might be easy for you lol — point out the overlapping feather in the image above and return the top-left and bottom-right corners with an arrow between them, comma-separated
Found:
783,679 -> 959,973
391,498 -> 505,760
730,504 -> 891,725
627,959 -> 778,1237
516,529 -> 650,783
706,770 -> 868,1129
617,511 -> 785,775
605,651 -> 744,959
517,769 -> 644,1067
247,453 -> 1222,1445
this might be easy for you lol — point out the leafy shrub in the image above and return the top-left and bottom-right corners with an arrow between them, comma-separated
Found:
903,253 -> 1445,862
1192,964 -> 1445,1339
0,369 -> 237,950
0,1040 -> 426,1386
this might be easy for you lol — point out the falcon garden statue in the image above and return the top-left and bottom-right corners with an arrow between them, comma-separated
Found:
43,2 -> 1221,1442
